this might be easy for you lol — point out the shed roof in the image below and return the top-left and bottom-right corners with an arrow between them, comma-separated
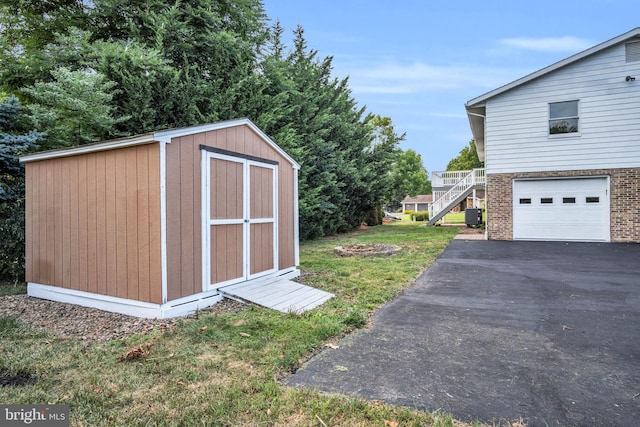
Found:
20,118 -> 300,169
465,27 -> 640,161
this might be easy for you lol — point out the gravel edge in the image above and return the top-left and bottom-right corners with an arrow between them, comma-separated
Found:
0,295 -> 249,343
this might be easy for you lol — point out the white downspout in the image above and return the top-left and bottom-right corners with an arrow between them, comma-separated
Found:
467,110 -> 487,240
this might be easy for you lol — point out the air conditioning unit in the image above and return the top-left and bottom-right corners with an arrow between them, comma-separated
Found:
465,208 -> 482,227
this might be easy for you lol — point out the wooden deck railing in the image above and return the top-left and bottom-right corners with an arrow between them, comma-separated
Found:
428,169 -> 485,225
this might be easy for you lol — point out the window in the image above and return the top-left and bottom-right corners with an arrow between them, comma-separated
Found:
541,197 -> 553,204
563,197 -> 576,204
549,101 -> 579,135
519,198 -> 532,204
626,41 -> 640,62
586,197 -> 600,203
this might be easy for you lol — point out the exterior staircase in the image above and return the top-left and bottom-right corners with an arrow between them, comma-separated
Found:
427,169 -> 485,226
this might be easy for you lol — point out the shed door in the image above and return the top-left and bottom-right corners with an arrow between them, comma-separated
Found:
513,177 -> 610,242
204,152 -> 278,290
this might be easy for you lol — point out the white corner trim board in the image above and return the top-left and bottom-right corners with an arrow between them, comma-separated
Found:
27,283 -> 223,319
159,140 -> 169,304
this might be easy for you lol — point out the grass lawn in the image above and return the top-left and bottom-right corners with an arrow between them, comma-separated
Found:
442,211 -> 486,225
0,280 -> 26,297
0,222 -> 488,426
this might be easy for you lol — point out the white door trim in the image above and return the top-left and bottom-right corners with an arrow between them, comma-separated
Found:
201,151 -> 279,292
246,160 -> 278,280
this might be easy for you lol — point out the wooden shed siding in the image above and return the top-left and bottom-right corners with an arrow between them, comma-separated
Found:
485,43 -> 640,174
24,144 -> 163,304
280,182 -> 294,268
165,125 -> 297,300
277,166 -> 294,270
250,223 -> 274,275
250,165 -> 274,219
210,224 -> 243,284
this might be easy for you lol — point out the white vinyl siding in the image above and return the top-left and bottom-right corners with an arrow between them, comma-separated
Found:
484,43 -> 640,174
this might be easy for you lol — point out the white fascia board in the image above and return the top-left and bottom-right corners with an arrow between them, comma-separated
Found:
154,118 -> 302,169
152,118 -> 253,142
245,121 -> 302,170
19,133 -> 156,162
19,118 -> 301,169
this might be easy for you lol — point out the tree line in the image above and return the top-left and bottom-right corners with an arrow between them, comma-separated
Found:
0,0 -> 435,280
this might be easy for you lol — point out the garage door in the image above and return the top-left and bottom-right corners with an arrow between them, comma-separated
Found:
513,177 -> 610,242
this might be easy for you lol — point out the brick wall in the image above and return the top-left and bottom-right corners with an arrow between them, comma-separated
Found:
487,168 -> 640,243
486,174 -> 514,240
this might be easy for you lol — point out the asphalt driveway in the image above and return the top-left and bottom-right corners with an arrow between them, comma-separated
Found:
284,240 -> 640,426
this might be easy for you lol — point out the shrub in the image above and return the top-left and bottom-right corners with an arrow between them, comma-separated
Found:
411,211 -> 429,222
0,96 -> 42,282
0,197 -> 26,281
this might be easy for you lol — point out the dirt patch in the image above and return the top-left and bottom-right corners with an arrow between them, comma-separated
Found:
0,369 -> 36,387
334,243 -> 402,257
0,295 -> 249,343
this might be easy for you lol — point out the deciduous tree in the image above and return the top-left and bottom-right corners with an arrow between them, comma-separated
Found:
446,139 -> 483,171
390,149 -> 431,204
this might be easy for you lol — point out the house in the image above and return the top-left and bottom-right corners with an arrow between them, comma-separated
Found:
401,194 -> 432,212
463,27 -> 640,242
427,169 -> 485,225
431,170 -> 486,213
20,118 -> 332,318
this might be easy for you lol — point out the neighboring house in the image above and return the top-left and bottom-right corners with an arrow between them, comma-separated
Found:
465,27 -> 640,242
431,170 -> 485,213
427,169 -> 485,225
402,194 -> 432,212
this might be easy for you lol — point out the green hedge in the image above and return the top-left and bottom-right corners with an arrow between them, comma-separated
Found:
410,211 -> 429,222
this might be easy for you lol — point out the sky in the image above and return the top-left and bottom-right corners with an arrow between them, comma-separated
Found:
261,0 -> 640,175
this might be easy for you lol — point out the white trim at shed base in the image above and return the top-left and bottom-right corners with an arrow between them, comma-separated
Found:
27,283 -> 224,319
27,267 -> 301,319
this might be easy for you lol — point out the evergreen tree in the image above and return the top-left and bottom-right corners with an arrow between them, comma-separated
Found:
0,2 -> 408,241
1,0 -> 270,134
22,67 -> 128,147
0,96 -> 42,280
89,0 -> 269,129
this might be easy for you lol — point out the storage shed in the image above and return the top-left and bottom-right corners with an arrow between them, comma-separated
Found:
19,118 -> 318,318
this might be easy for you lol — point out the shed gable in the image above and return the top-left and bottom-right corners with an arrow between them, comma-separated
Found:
165,124 -> 298,301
